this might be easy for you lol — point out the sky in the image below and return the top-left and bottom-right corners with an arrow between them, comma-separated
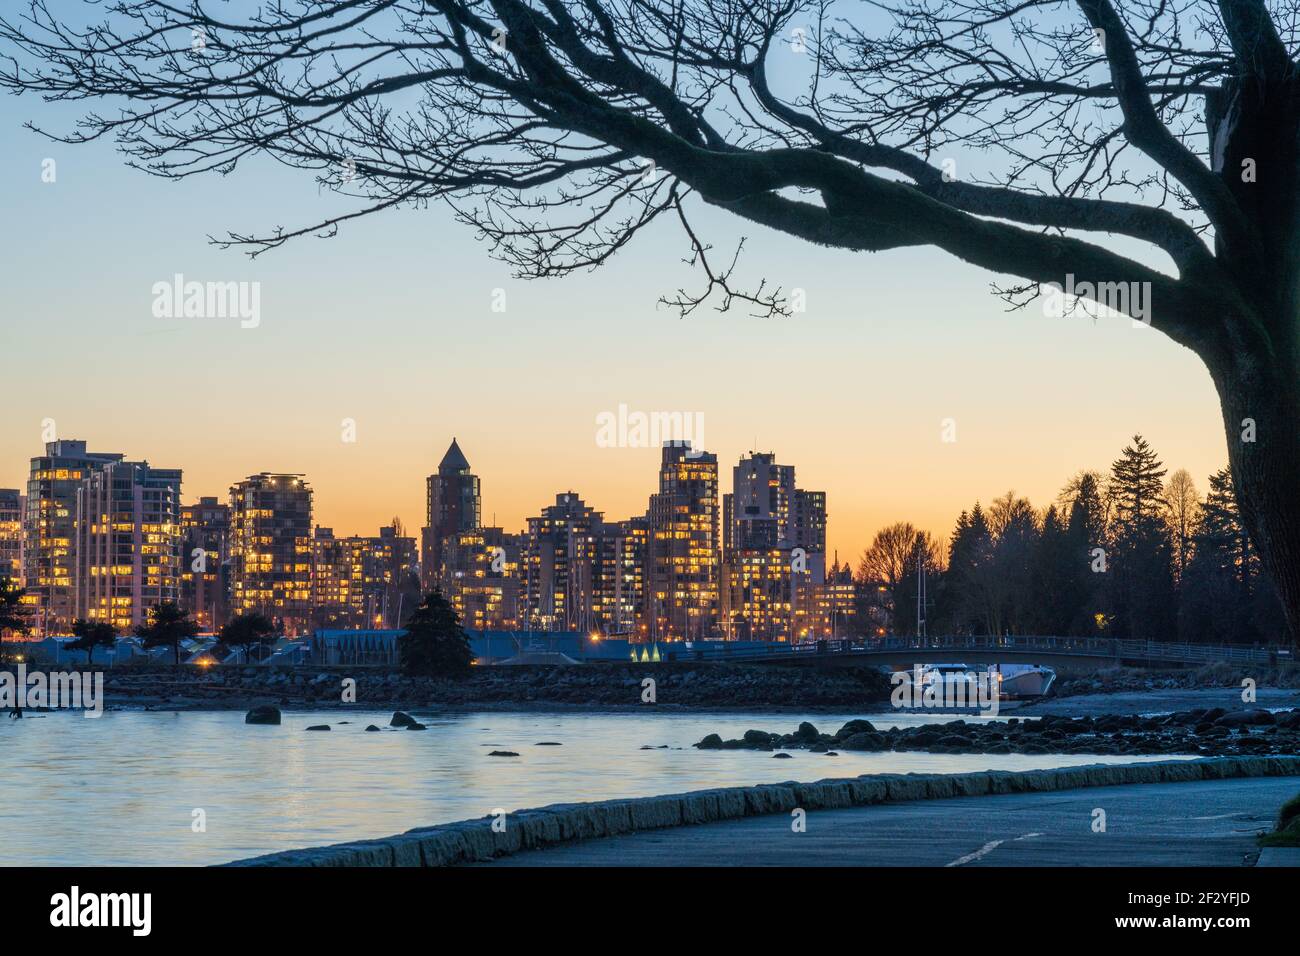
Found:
0,10 -> 1229,561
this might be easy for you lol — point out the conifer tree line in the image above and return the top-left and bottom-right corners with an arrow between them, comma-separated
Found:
856,436 -> 1284,644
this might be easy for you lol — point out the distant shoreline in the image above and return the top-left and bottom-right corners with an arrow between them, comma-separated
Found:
7,661 -> 1300,718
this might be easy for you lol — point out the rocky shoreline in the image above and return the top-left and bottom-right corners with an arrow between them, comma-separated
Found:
1053,662 -> 1300,697
62,663 -> 893,712
694,708 -> 1300,758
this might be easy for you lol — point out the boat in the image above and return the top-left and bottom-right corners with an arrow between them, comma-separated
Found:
991,663 -> 1056,699
912,662 -> 1056,700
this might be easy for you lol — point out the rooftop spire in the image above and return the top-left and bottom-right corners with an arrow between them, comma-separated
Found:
439,437 -> 471,473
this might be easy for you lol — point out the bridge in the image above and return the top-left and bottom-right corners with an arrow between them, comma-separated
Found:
677,635 -> 1293,670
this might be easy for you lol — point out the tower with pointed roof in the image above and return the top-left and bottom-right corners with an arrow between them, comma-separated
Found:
421,439 -> 481,589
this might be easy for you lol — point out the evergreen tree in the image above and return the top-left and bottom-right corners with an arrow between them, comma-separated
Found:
989,492 -> 1039,634
1107,436 -> 1177,640
1066,470 -> 1107,634
939,504 -> 995,634
398,591 -> 473,677
1030,506 -> 1088,635
1179,467 -> 1278,644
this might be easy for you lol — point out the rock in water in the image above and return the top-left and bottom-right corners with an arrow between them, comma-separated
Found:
834,719 -> 877,739
364,725 -> 381,732
244,705 -> 281,725
1215,710 -> 1276,727
305,724 -> 331,731
838,731 -> 887,751
406,722 -> 427,730
772,752 -> 793,759
390,711 -> 417,728
694,733 -> 724,749
795,721 -> 820,742
488,750 -> 519,757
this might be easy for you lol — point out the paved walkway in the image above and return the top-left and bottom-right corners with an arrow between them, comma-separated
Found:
479,776 -> 1300,866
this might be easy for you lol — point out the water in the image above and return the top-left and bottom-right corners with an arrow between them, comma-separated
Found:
0,708 -> 1191,866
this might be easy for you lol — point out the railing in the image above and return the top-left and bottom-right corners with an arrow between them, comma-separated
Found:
684,634 -> 1289,666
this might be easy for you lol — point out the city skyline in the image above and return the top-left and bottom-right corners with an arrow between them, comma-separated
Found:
3,427 -> 1243,644
3,435 -> 855,641
0,413 -> 1228,564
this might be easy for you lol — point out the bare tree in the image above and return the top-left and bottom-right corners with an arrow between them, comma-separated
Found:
2,0 -> 1298,640
858,521 -> 922,593
989,490 -> 1037,538
1164,467 -> 1201,581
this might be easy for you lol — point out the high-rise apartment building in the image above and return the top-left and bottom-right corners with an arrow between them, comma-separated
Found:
721,452 -> 829,640
721,548 -> 794,641
727,452 -> 796,552
309,527 -> 361,627
598,517 -> 647,636
180,496 -> 231,631
229,473 -> 313,634
520,492 -> 602,630
0,489 -> 22,582
440,526 -> 520,630
793,488 -> 828,581
792,557 -> 859,640
73,460 -> 183,631
369,523 -> 419,622
24,441 -> 125,634
645,441 -> 719,641
421,439 -> 481,588
311,522 -> 417,629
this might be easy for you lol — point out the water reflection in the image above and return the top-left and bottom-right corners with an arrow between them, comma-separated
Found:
0,709 -> 1187,865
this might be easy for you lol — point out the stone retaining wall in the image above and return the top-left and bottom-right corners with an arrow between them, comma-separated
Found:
222,755 -> 1300,867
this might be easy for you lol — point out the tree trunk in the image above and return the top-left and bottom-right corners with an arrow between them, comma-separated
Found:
1212,359 -> 1300,646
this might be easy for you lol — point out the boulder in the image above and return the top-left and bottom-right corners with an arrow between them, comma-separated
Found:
695,733 -> 724,749
487,750 -> 519,757
406,722 -> 427,730
838,732 -> 887,751
305,724 -> 331,731
794,721 -> 820,742
390,711 -> 418,728
903,730 -> 941,747
1215,710 -> 1276,728
364,725 -> 381,732
772,752 -> 793,759
834,719 -> 877,739
244,705 -> 281,725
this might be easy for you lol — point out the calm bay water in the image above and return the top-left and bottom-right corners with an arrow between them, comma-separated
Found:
0,708 -> 1188,866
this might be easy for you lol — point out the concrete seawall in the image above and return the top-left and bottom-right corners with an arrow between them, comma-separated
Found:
222,756 -> 1300,867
